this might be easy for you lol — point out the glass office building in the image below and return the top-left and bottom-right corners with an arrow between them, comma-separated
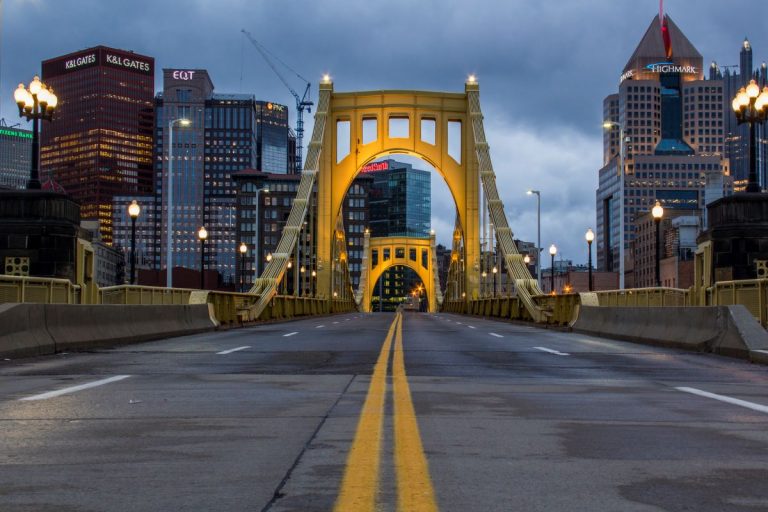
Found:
41,46 -> 155,245
364,159 -> 431,306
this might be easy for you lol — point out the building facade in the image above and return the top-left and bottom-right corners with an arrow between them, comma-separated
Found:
0,125 -> 33,189
41,46 -> 155,245
596,14 -> 733,284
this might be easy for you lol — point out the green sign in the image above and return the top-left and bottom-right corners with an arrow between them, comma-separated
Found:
0,128 -> 33,140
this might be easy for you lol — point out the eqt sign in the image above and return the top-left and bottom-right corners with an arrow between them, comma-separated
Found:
172,70 -> 196,81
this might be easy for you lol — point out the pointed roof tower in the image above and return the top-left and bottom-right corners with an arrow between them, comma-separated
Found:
622,15 -> 703,82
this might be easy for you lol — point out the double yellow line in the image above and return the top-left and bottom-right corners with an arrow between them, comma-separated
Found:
334,311 -> 438,512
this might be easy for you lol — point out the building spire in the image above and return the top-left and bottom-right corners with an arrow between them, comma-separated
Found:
659,0 -> 672,59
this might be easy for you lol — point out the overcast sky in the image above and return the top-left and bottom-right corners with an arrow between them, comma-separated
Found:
2,0 -> 767,264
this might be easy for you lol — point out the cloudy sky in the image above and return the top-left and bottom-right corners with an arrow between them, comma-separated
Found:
2,0 -> 767,264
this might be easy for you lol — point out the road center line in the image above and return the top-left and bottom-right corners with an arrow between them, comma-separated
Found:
534,346 -> 570,356
467,325 -> 476,329
393,312 -> 439,511
676,387 -> 768,414
217,346 -> 251,355
20,375 -> 131,401
489,333 -> 504,338
283,332 -> 299,337
316,325 -> 325,328
334,312 -> 400,511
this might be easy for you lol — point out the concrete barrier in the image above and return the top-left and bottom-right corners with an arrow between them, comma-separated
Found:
0,304 -> 56,358
0,304 -> 216,358
571,305 -> 768,360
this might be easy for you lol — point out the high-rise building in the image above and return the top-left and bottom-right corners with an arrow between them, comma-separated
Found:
40,46 -> 155,245
0,125 -> 32,189
364,159 -> 431,305
595,13 -> 733,286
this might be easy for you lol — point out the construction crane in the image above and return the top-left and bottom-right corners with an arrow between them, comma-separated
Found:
242,29 -> 313,172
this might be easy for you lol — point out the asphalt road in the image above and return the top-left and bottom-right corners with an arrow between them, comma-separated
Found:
1,312 -> 768,511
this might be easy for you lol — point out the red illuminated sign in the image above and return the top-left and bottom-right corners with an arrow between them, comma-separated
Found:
360,161 -> 389,173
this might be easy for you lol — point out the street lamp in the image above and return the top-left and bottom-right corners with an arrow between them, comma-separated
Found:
549,244 -> 557,294
239,242 -> 247,292
128,200 -> 141,285
481,270 -> 488,297
492,265 -> 498,295
254,187 -> 269,276
603,120 -> 629,289
526,190 -> 541,287
165,117 -> 191,288
652,201 -> 664,288
585,228 -> 594,292
300,265 -> 306,296
14,76 -> 58,190
198,226 -> 208,290
732,80 -> 768,193
266,252 -> 273,263
311,269 -> 317,297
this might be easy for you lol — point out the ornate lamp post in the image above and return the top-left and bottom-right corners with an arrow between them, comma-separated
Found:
14,77 -> 58,190
198,226 -> 208,290
652,201 -> 664,287
732,80 -> 768,193
549,244 -> 557,294
128,200 -> 141,285
300,265 -> 305,296
585,228 -> 594,291
492,266 -> 498,295
311,269 -> 317,297
239,242 -> 248,292
481,270 -> 488,297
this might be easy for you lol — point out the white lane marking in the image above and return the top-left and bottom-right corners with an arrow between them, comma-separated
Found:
490,333 -> 504,338
217,346 -> 251,355
754,349 -> 768,355
534,346 -> 570,356
316,325 -> 325,328
333,321 -> 339,324
283,332 -> 299,337
676,387 -> 768,415
20,375 -> 131,401
467,325 -> 476,329
455,321 -> 463,325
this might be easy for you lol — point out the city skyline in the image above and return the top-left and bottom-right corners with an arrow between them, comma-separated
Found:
1,0 -> 767,264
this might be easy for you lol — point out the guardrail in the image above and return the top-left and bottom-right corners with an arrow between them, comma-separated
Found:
0,275 -> 81,304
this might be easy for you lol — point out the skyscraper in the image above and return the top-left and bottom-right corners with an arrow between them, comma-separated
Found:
596,13 -> 732,286
41,46 -> 155,245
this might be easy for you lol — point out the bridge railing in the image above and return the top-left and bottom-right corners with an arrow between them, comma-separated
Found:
706,279 -> 768,327
592,287 -> 690,307
0,275 -> 81,304
100,285 -> 191,305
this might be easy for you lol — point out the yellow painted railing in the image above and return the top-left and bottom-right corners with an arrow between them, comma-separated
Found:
0,275 -> 81,304
707,279 -> 768,327
593,287 -> 690,307
0,276 -> 356,326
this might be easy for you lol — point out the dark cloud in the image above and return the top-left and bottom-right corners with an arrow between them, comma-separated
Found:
2,0 -> 766,262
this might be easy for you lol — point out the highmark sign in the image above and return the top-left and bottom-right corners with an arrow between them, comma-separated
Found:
620,62 -> 698,83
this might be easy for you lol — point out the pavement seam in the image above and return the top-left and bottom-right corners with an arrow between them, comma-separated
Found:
260,373 -> 357,512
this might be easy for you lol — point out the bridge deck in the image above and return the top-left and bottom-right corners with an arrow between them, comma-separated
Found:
1,313 -> 767,510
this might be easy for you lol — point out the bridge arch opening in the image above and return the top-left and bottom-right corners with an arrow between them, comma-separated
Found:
370,264 -> 427,312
